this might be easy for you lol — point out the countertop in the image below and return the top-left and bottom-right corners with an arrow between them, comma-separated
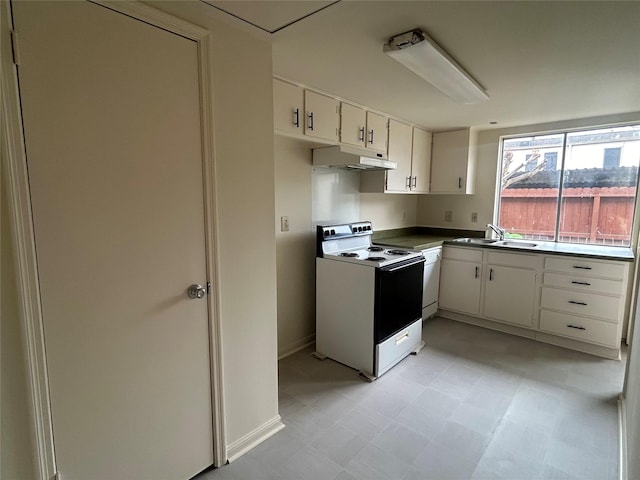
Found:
445,239 -> 634,262
375,234 -> 456,250
373,228 -> 635,261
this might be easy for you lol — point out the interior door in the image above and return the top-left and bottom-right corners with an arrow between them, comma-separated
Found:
13,2 -> 213,479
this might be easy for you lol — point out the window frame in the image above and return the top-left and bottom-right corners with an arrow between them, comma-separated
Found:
494,122 -> 640,247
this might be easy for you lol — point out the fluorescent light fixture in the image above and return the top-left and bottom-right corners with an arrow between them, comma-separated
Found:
384,29 -> 489,104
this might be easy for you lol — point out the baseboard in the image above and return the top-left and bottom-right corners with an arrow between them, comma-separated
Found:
226,415 -> 285,463
438,310 -> 621,360
619,393 -> 628,480
438,310 -> 536,339
278,334 -> 315,360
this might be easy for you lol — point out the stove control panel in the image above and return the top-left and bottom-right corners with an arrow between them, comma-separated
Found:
321,221 -> 373,239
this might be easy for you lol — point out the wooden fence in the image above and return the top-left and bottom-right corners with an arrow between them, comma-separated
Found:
499,186 -> 636,245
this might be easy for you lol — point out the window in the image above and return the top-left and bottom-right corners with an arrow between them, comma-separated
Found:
544,152 -> 558,171
497,124 -> 640,246
604,147 -> 622,169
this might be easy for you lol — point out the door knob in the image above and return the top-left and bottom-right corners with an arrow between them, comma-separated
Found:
187,284 -> 206,299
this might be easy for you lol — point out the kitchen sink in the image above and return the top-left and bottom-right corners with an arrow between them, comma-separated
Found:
453,237 -> 497,244
494,240 -> 538,248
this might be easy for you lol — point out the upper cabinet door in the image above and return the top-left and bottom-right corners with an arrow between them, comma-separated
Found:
366,111 -> 388,154
305,90 -> 339,143
430,128 -> 476,194
340,103 -> 366,147
385,120 -> 413,192
411,127 -> 432,193
273,79 -> 303,135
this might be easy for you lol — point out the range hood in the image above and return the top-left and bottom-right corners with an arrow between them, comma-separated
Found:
312,145 -> 397,170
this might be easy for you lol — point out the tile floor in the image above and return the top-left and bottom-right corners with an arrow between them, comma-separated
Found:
196,317 -> 625,480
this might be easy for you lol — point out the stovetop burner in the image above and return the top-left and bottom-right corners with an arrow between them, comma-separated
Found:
366,256 -> 386,261
340,252 -> 359,258
368,246 -> 384,252
387,249 -> 409,256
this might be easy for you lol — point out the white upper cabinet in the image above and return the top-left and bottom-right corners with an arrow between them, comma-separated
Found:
340,102 -> 367,147
273,78 -> 303,135
361,124 -> 432,194
273,79 -> 339,144
340,103 -> 388,154
410,127 -> 432,194
384,120 -> 413,192
430,128 -> 477,194
305,90 -> 340,143
365,111 -> 388,154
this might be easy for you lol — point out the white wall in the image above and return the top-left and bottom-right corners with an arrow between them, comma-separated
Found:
624,291 -> 640,479
275,137 -> 316,357
361,193 -> 418,231
2,131 -> 37,480
187,5 -> 280,452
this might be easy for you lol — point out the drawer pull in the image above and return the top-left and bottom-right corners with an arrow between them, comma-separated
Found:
293,108 -> 300,128
475,266 -> 479,279
571,281 -> 591,286
572,265 -> 592,270
568,300 -> 588,306
567,324 -> 586,331
395,331 -> 410,345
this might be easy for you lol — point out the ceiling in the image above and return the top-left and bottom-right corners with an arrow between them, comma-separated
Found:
204,1 -> 640,131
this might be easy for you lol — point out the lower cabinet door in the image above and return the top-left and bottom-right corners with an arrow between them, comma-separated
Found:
483,265 -> 536,327
539,310 -> 619,347
439,259 -> 481,315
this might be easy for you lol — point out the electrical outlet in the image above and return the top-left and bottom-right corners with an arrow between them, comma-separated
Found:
444,210 -> 453,222
471,212 -> 478,223
280,216 -> 289,232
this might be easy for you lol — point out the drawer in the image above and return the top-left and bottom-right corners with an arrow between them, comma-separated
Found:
540,287 -> 621,321
376,319 -> 422,377
539,310 -> 620,347
487,251 -> 541,269
544,256 -> 626,280
443,246 -> 483,263
543,272 -> 624,296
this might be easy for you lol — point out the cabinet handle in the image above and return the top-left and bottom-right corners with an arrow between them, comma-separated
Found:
458,177 -> 462,189
412,176 -> 417,188
568,300 -> 588,306
571,280 -> 591,286
359,127 -> 365,143
308,112 -> 314,131
572,265 -> 592,270
567,324 -> 587,331
369,129 -> 374,144
405,176 -> 411,188
489,268 -> 493,281
475,266 -> 479,279
293,108 -> 299,128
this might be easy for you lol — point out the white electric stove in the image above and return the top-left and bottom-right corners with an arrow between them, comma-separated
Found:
315,221 -> 425,380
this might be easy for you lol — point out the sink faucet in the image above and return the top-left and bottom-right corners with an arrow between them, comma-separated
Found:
487,224 -> 506,240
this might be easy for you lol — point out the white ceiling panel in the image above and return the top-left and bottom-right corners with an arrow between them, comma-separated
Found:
202,0 -> 336,33
176,1 -> 640,131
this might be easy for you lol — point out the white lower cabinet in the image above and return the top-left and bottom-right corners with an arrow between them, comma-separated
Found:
484,264 -> 536,327
439,247 -> 483,315
438,246 -> 631,358
539,310 -> 619,347
538,255 -> 628,350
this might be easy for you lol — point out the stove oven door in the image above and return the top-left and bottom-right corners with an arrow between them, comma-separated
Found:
374,256 -> 425,344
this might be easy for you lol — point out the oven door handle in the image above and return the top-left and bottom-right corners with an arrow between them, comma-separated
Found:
379,256 -> 425,272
